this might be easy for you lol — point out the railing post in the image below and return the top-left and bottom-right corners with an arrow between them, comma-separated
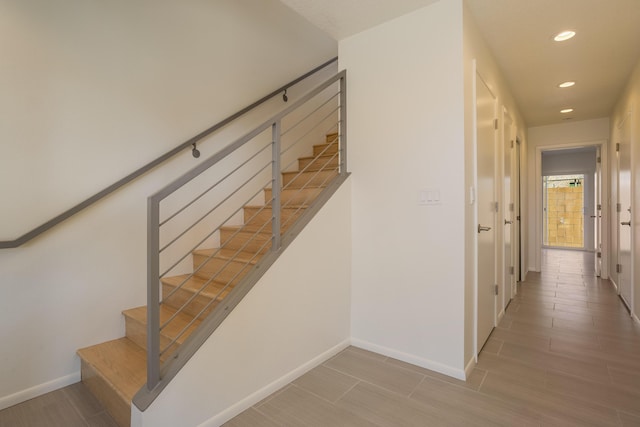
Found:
147,197 -> 161,390
339,72 -> 347,176
271,121 -> 282,251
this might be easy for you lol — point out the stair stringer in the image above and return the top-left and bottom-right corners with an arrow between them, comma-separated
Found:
132,176 -> 352,427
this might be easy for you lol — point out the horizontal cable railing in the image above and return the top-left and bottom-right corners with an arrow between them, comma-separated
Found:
138,70 -> 347,406
0,57 -> 338,249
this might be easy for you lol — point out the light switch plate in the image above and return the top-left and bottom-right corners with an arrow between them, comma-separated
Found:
419,189 -> 441,206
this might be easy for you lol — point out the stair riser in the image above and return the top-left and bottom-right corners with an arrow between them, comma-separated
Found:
192,254 -> 255,283
325,132 -> 338,143
282,169 -> 338,188
298,155 -> 339,171
162,283 -> 222,319
81,361 -> 130,427
244,206 -> 304,226
241,223 -> 285,234
220,229 -> 272,254
124,316 -> 178,360
265,187 -> 324,206
313,143 -> 339,157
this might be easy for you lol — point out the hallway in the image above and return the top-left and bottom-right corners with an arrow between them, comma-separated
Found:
227,249 -> 640,426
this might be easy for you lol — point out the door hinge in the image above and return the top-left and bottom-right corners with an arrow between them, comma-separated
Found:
616,143 -> 620,152
494,119 -> 498,130
616,264 -> 622,273
597,156 -> 601,163
617,203 -> 622,213
516,215 -> 521,220
597,204 -> 602,211
510,266 -> 514,275
494,202 -> 499,212
511,140 -> 514,149
494,284 -> 499,295
597,252 -> 602,259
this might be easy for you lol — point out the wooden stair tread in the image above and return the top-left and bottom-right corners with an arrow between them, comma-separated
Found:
77,337 -> 146,403
267,185 -> 327,191
297,154 -> 336,161
215,247 -> 269,259
161,274 -> 231,298
280,185 -> 326,191
244,204 -> 309,209
122,305 -> 201,343
220,224 -> 272,234
192,248 -> 259,264
281,168 -> 337,176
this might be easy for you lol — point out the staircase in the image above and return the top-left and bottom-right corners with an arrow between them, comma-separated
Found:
77,133 -> 339,427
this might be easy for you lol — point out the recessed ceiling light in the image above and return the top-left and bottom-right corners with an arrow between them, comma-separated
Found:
554,30 -> 576,42
560,108 -> 574,114
558,81 -> 576,88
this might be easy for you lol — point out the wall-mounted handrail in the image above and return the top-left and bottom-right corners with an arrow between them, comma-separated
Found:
0,57 -> 338,249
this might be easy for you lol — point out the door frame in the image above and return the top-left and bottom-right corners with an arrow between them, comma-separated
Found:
533,140 -> 609,277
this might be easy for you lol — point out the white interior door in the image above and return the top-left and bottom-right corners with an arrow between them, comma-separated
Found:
515,139 -> 522,284
594,147 -> 602,277
503,113 -> 515,307
476,73 -> 496,352
618,116 -> 632,310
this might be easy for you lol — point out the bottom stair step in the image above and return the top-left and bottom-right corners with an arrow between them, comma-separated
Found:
77,337 -> 146,427
123,305 -> 201,357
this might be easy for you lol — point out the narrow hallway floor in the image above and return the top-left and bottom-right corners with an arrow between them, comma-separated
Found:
226,249 -> 640,426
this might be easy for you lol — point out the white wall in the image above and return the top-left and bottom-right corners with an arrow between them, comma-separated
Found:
541,150 -> 596,176
527,118 -> 610,272
0,0 -> 337,409
340,0 -> 467,378
463,3 -> 528,369
134,178 -> 352,427
610,57 -> 640,318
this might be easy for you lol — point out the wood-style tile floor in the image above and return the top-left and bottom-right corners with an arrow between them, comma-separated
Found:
2,249 -> 638,426
226,249 -> 640,426
0,382 -> 118,427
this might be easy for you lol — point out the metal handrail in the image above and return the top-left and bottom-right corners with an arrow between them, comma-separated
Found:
0,57 -> 338,249
141,70 -> 347,404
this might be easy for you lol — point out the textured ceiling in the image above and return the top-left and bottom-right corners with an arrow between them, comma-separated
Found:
279,0 -> 640,127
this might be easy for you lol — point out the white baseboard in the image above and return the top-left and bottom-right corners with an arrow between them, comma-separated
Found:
464,357 -> 476,380
350,338 -> 466,381
0,371 -> 80,411
610,278 -> 619,291
198,339 -> 350,427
